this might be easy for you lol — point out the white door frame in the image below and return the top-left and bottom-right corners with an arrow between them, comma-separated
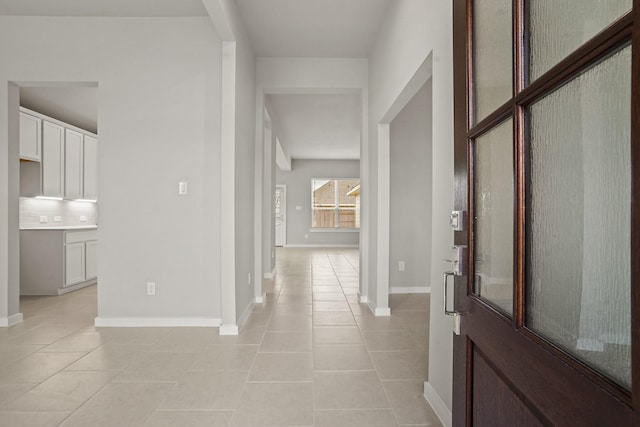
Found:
275,184 -> 287,247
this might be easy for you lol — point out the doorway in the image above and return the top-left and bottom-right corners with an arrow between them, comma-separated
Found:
15,84 -> 99,324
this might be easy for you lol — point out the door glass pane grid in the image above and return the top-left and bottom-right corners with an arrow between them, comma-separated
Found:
472,118 -> 515,317
526,45 -> 632,390
471,0 -> 513,125
528,0 -> 632,83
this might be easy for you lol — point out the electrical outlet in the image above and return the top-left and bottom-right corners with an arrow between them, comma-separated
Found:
146,282 -> 156,296
80,216 -> 87,222
39,216 -> 48,223
304,233 -> 308,239
54,216 -> 62,222
398,261 -> 405,271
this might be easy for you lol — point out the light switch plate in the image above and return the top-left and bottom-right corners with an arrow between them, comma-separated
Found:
179,181 -> 188,195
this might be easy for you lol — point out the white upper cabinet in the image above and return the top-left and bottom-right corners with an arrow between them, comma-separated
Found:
19,108 -> 98,201
64,129 -> 84,200
19,112 -> 42,161
41,121 -> 65,198
83,135 -> 98,200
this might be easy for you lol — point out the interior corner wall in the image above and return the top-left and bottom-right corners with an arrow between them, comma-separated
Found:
390,79 -> 433,292
368,0 -> 454,421
0,16 -> 223,324
276,159 -> 360,246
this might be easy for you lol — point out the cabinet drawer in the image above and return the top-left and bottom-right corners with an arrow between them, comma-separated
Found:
65,230 -> 97,243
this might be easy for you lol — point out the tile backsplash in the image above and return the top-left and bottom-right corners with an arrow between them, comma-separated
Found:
20,197 -> 98,228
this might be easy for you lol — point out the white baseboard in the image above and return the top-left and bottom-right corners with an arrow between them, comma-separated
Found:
58,279 -> 96,295
94,317 -> 222,327
357,290 -> 368,304
424,381 -> 452,427
219,324 -> 239,335
237,300 -> 255,332
283,244 -> 359,248
390,286 -> 432,294
375,306 -> 391,316
366,299 -> 391,317
0,313 -> 24,327
263,268 -> 276,279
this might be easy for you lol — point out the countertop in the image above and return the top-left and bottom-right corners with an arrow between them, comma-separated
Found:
20,225 -> 98,230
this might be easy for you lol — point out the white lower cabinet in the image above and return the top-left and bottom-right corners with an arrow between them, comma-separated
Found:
65,242 -> 86,286
20,228 -> 97,295
85,240 -> 98,280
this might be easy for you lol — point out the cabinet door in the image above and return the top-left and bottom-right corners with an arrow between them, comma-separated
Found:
42,121 -> 65,198
19,112 -> 41,161
65,129 -> 84,200
83,135 -> 98,200
85,240 -> 97,280
65,242 -> 85,286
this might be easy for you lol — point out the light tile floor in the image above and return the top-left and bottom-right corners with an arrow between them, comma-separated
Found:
0,247 -> 441,426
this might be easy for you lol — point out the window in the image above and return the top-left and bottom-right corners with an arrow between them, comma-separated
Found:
311,179 -> 360,229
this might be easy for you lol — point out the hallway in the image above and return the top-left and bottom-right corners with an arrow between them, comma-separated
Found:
0,248 -> 439,426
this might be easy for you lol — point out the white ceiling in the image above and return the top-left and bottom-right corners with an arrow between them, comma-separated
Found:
0,0 -> 207,17
235,0 -> 390,58
20,86 -> 98,134
266,94 -> 361,160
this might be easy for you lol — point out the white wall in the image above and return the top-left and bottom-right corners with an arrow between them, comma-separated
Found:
368,0 -> 454,424
276,159 -> 360,246
232,14 -> 257,326
2,83 -> 20,325
0,17 -> 223,325
261,105 -> 277,277
389,80 -> 433,293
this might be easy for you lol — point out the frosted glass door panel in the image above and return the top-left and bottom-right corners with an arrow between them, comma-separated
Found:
527,47 -> 631,389
473,119 -> 514,316
529,0 -> 631,81
472,0 -> 512,123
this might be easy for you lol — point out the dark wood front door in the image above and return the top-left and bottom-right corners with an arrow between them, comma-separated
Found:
452,1 -> 639,426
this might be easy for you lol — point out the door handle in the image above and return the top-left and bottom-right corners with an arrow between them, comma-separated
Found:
443,272 -> 460,316
443,272 -> 462,335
